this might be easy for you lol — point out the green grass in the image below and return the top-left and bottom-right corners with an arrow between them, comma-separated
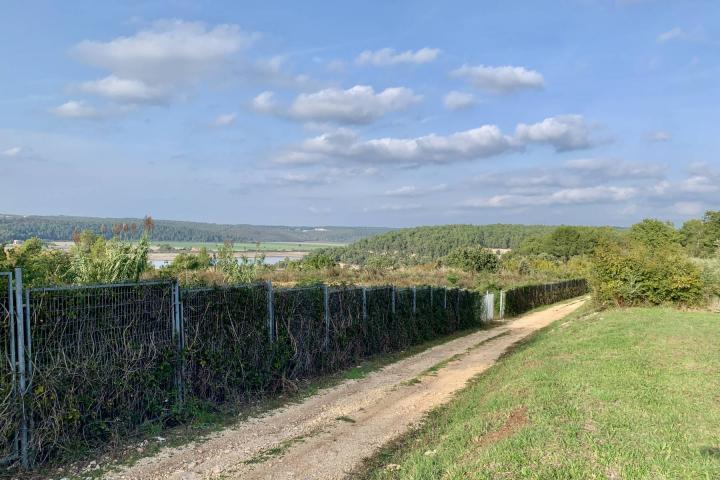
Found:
357,306 -> 720,479
148,241 -> 342,252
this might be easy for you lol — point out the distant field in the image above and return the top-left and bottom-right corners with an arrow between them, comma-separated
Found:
359,307 -> 720,479
149,241 -> 343,252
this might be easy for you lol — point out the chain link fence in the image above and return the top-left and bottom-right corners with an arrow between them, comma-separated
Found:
0,270 -> 587,469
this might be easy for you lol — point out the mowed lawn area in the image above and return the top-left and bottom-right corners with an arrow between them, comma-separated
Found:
359,307 -> 720,479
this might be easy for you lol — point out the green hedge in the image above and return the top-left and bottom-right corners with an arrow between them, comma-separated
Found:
504,279 -> 588,317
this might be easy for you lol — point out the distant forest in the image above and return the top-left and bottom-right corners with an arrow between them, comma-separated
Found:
0,214 -> 392,244
320,224 -> 557,264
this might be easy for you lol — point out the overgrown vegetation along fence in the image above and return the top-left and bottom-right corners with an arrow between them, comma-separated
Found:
503,279 -> 588,317
0,270 -> 586,469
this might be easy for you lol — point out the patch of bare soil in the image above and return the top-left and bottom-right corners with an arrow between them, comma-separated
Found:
106,297 -> 586,480
474,406 -> 529,448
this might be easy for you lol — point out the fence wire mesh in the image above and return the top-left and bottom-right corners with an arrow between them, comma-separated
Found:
0,273 -> 18,464
326,287 -> 365,371
182,284 -> 271,404
26,281 -> 176,463
273,286 -> 325,382
365,287 -> 394,355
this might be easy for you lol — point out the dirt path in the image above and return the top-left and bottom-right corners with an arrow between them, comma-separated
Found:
108,297 -> 586,480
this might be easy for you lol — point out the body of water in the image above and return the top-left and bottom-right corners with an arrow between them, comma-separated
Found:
151,255 -> 289,269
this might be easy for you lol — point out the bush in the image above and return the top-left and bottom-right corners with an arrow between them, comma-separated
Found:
628,219 -> 681,249
443,246 -> 499,273
590,239 -> 704,307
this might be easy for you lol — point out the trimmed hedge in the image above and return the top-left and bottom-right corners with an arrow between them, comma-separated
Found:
504,279 -> 588,317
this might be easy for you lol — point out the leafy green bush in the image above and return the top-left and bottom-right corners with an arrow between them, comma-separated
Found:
590,239 -> 704,307
443,246 -> 499,273
628,219 -> 682,249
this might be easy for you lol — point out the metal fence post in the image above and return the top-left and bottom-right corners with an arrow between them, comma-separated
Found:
13,269 -> 28,469
391,286 -> 396,315
172,282 -> 183,403
323,284 -> 330,348
362,287 -> 368,323
266,281 -> 274,342
412,286 -> 417,315
444,288 -> 447,310
429,286 -> 433,311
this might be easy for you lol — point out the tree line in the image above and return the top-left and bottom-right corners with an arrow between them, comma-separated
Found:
319,224 -> 558,266
0,214 -> 391,244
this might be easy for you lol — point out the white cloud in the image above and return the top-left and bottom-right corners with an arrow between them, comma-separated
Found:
212,112 -> 237,127
463,186 -> 637,208
77,75 -> 170,104
51,100 -> 98,119
680,175 -> 719,193
254,85 -> 421,124
279,125 -> 517,166
363,203 -> 423,212
1,147 -> 22,157
279,115 -> 596,166
384,184 -> 448,197
356,47 -> 440,66
73,20 -> 254,85
646,130 -> 671,142
251,91 -> 279,114
451,64 -> 544,94
515,115 -> 592,151
273,172 -> 330,186
308,205 -> 332,214
564,158 -> 665,179
657,27 -> 684,43
67,20 -> 272,109
443,91 -> 476,110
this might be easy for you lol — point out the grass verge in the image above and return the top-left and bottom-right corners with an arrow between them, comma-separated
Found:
356,306 -> 720,479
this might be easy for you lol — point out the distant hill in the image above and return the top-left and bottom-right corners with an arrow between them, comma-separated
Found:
0,214 -> 392,244
321,224 -> 557,265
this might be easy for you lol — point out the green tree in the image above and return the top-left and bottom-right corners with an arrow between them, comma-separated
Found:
628,219 -> 681,250
701,210 -> 720,256
443,246 -> 500,273
680,219 -> 705,257
3,238 -> 73,286
167,247 -> 211,272
590,238 -> 703,306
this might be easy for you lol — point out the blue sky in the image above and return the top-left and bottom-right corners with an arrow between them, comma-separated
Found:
1,0 -> 718,227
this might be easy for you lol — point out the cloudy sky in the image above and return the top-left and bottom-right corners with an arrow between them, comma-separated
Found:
1,1 -> 718,227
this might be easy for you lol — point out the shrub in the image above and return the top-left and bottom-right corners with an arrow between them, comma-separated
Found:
628,219 -> 682,249
443,246 -> 499,273
590,239 -> 704,307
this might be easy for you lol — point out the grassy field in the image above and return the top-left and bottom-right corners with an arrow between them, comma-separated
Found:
149,241 -> 343,252
358,307 -> 720,479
